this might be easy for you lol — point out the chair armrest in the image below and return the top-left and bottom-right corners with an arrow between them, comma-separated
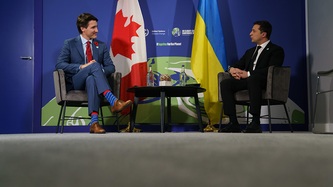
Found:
217,72 -> 231,102
317,69 -> 333,77
266,66 -> 291,102
107,72 -> 122,98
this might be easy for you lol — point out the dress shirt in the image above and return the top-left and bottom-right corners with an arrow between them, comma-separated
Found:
248,40 -> 270,77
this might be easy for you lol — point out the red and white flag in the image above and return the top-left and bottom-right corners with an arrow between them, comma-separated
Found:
110,0 -> 147,113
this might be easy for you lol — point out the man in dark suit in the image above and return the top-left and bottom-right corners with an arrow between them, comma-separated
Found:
219,20 -> 284,133
56,13 -> 132,134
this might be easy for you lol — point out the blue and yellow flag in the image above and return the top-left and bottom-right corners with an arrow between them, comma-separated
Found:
191,0 -> 227,125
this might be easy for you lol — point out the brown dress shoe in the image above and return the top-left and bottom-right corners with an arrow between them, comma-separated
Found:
89,122 -> 106,134
110,99 -> 132,113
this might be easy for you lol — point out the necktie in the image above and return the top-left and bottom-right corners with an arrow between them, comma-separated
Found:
251,46 -> 261,70
86,41 -> 93,63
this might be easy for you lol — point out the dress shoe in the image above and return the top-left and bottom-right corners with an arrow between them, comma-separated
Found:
219,122 -> 241,133
110,99 -> 132,113
89,122 -> 106,134
243,121 -> 262,133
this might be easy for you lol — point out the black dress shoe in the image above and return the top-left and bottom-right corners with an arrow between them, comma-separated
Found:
243,121 -> 262,133
219,122 -> 241,133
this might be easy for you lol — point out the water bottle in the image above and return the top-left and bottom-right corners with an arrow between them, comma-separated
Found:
179,65 -> 187,86
147,65 -> 154,86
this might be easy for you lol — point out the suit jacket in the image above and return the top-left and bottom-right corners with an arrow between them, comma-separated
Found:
232,42 -> 284,80
56,36 -> 115,90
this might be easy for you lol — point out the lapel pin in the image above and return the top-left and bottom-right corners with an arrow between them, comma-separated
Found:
94,41 -> 99,49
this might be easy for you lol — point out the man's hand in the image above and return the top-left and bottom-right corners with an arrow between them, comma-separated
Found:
229,67 -> 248,80
80,60 -> 96,69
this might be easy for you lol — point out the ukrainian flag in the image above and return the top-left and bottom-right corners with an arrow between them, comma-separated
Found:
191,0 -> 227,125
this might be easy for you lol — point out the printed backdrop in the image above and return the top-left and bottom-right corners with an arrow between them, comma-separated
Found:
41,0 -> 307,131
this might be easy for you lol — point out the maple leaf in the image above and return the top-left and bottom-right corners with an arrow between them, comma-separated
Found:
111,10 -> 141,60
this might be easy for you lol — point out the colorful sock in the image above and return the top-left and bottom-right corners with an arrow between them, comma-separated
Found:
90,111 -> 99,125
103,90 -> 117,106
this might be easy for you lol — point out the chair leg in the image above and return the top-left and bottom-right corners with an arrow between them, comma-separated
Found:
246,106 -> 249,125
218,105 -> 223,132
61,101 -> 67,134
108,109 -> 121,132
283,104 -> 293,132
312,75 -> 320,130
267,100 -> 272,133
313,94 -> 319,130
56,105 -> 64,134
100,107 -> 105,127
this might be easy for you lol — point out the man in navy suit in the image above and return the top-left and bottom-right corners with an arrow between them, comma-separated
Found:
219,20 -> 284,133
56,13 -> 132,133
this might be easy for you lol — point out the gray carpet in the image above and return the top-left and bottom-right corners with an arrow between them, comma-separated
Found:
0,132 -> 333,187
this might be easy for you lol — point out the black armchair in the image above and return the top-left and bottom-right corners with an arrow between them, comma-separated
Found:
312,69 -> 333,129
217,66 -> 293,133
53,69 -> 122,133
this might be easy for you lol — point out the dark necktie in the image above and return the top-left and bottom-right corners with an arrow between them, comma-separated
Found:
251,46 -> 261,70
86,41 -> 93,63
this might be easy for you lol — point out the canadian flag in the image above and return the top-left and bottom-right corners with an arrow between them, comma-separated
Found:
110,0 -> 147,114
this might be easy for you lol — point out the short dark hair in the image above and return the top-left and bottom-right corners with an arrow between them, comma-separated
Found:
76,13 -> 98,34
254,20 -> 272,39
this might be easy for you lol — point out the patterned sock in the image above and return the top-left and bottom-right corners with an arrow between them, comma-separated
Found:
90,111 -> 99,125
103,90 -> 117,106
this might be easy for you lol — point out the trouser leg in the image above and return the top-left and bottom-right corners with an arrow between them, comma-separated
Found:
220,78 -> 247,122
72,63 -> 112,115
86,75 -> 101,115
247,74 -> 266,118
72,62 -> 110,93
